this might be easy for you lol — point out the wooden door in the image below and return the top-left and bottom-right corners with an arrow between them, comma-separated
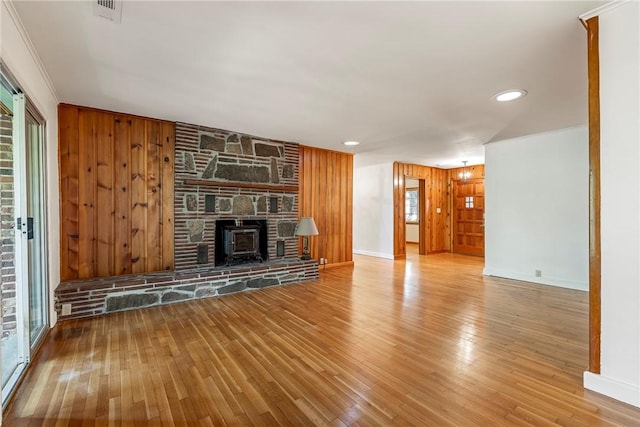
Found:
453,178 -> 484,256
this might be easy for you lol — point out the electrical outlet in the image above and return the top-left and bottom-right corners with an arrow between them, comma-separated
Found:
61,303 -> 72,316
320,258 -> 327,265
535,269 -> 542,278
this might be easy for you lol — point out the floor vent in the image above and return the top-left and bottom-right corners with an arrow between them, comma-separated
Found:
94,0 -> 123,24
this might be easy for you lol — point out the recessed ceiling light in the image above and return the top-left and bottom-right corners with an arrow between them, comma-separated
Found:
493,89 -> 527,102
343,141 -> 360,146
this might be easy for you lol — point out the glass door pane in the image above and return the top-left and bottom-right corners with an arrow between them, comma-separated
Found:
0,89 -> 26,402
26,109 -> 47,346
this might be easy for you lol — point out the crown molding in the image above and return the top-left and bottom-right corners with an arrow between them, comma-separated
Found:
3,1 -> 59,101
579,0 -> 631,22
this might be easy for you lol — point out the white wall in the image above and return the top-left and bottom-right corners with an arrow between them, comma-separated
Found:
484,126 -> 589,291
583,0 -> 640,408
405,224 -> 419,243
353,156 -> 394,259
1,2 -> 60,327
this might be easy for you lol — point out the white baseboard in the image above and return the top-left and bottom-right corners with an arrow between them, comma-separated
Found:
584,371 -> 640,408
353,250 -> 394,260
482,268 -> 588,291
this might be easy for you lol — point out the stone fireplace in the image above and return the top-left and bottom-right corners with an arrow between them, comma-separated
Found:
174,122 -> 300,270
54,121 -> 318,321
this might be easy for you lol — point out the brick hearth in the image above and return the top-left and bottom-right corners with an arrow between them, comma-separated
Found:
55,259 -> 318,321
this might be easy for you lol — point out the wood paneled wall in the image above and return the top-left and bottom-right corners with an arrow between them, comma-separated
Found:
299,146 -> 353,266
448,164 -> 485,182
59,104 -> 175,281
393,162 -> 450,258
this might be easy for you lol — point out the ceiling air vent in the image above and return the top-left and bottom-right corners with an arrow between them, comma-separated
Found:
93,0 -> 123,24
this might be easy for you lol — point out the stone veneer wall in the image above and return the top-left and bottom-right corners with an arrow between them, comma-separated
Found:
174,122 -> 300,270
0,115 -> 16,337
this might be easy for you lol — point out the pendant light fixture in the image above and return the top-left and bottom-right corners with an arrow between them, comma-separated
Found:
459,161 -> 471,183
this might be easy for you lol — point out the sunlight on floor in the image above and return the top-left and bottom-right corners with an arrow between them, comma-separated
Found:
1,333 -> 18,387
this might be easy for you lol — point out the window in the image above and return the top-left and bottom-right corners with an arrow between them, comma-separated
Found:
465,196 -> 474,209
405,189 -> 418,222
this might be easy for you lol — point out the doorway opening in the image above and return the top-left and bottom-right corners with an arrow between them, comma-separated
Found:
404,178 -> 421,254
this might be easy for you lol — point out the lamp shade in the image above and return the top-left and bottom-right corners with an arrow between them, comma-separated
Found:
295,217 -> 319,236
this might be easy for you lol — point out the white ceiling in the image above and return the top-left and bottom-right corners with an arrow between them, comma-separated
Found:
12,0 -> 602,168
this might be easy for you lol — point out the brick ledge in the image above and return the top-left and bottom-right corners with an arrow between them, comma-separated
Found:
55,259 -> 318,321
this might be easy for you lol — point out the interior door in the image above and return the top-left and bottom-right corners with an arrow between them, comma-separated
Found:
453,178 -> 485,256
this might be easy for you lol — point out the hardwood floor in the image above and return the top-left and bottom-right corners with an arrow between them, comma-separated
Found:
4,253 -> 640,426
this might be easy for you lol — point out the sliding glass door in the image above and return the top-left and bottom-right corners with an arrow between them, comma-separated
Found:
1,64 -> 48,407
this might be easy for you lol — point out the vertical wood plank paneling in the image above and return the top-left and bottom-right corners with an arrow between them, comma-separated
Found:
130,117 -> 147,274
329,152 -> 338,262
585,16 -> 601,375
95,112 -> 114,277
146,120 -> 162,272
298,146 -> 353,266
310,148 -> 320,258
425,168 -> 432,254
334,153 -> 351,259
314,147 -> 322,259
392,162 -> 403,258
114,115 -> 132,275
161,122 -> 175,271
77,109 -> 97,278
58,105 -> 174,279
432,168 -> 447,251
58,105 -> 79,280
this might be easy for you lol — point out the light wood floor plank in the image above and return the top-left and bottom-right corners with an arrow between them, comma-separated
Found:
4,252 -> 640,426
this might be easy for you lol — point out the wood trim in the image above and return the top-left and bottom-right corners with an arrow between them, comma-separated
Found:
184,179 -> 298,193
427,250 -> 449,255
586,16 -> 601,375
320,260 -> 355,270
